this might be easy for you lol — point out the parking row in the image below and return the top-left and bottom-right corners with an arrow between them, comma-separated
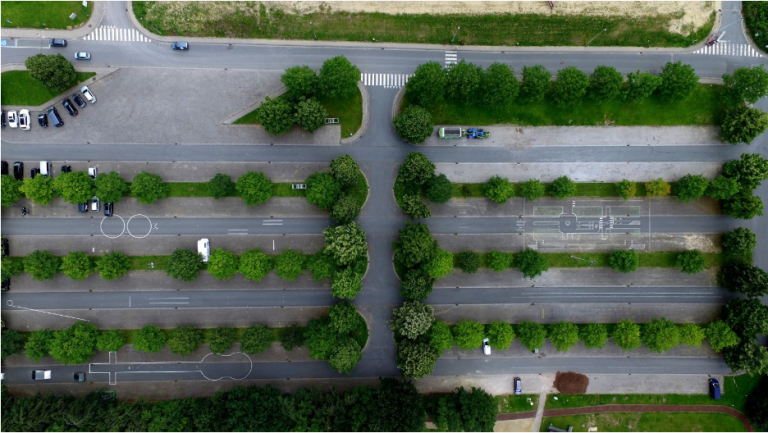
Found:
2,86 -> 97,130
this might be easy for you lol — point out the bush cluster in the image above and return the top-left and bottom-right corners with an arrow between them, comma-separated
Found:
307,154 -> 366,224
305,302 -> 366,374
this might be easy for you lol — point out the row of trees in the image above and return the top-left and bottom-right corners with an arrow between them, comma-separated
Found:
256,56 -> 361,135
394,151 -> 445,219
721,298 -> 768,376
304,301 -> 366,374
0,379 -> 497,432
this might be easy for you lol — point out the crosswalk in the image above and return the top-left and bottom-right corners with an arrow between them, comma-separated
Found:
445,50 -> 458,66
360,73 -> 413,89
82,25 -> 152,42
693,43 -> 762,57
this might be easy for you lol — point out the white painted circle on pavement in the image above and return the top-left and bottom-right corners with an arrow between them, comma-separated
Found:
100,215 -> 126,239
126,214 -> 152,239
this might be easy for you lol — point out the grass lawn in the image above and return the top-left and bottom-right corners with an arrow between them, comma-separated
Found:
133,1 -> 713,48
496,394 -> 539,413
1,71 -> 97,106
451,181 -> 660,199
164,182 -> 306,198
408,84 -> 723,127
1,1 -> 92,29
540,412 -> 746,432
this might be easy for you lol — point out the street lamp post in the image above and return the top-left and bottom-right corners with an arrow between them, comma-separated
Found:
586,28 -> 607,46
451,26 -> 460,43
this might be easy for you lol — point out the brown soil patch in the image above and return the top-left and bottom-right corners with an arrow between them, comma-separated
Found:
554,372 -> 590,394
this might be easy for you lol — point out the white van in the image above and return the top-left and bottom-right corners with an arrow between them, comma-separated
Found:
197,238 -> 210,263
39,161 -> 51,177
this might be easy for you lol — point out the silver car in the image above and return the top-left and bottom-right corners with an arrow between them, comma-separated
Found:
81,86 -> 96,104
74,52 -> 91,60
32,370 -> 52,380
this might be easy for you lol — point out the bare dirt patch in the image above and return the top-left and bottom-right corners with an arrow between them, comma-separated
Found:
554,372 -> 590,394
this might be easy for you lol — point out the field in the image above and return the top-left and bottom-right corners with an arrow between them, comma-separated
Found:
1,1 -> 93,29
540,412 -> 746,432
1,71 -> 97,106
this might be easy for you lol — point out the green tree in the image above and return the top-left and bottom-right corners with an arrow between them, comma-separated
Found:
295,98 -> 328,133
723,65 -> 768,104
446,60 -> 484,103
548,321 -> 579,352
720,261 -> 768,298
609,250 -> 639,273
483,62 -> 519,105
483,175 -> 515,204
400,268 -> 434,301
131,172 -> 169,205
721,105 -> 768,145
487,321 -> 515,350
281,65 -> 319,100
429,321 -> 454,353
324,222 -> 368,266
207,248 -> 240,281
723,153 -> 768,189
456,251 -> 481,274
705,321 -> 739,353
551,66 -> 589,107
516,321 -> 547,351
406,61 -> 447,106
305,316 -> 345,359
745,375 -> 768,432
305,172 -> 341,210
328,301 -> 359,334
167,326 -> 204,356
24,250 -> 61,281
240,248 -> 274,282
658,61 -> 698,100
60,251 -> 94,281
617,179 -> 637,200
134,324 -> 167,353
426,174 -> 452,203
207,327 -> 237,354
642,318 -> 680,353
452,320 -> 485,351
332,267 -> 363,299
1,174 -> 24,207
423,249 -> 453,279
236,171 -> 273,206
725,298 -> 768,341
165,249 -> 203,282
207,173 -> 234,199
399,194 -> 431,219
96,252 -> 131,280
48,322 -> 99,365
675,174 -> 710,202
679,323 -> 706,347
613,319 -> 642,351
318,55 -> 361,98
328,338 -> 363,374
280,326 -> 306,351
54,171 -> 94,204
256,96 -> 295,135
241,324 -> 274,354
275,249 -> 305,281
399,152 -> 436,186
25,328 -> 54,362
329,154 -> 361,189
721,227 -> 757,257
93,171 -> 129,203
96,329 -> 126,352
397,339 -> 439,379
520,178 -> 546,201
588,65 -> 623,102
1,257 -> 24,282
548,175 -> 576,199
579,323 -> 608,349
646,178 -> 671,197
390,301 -> 435,340
623,70 -> 662,103
520,65 -> 552,101
723,342 -> 768,375
486,251 -> 511,272
706,175 -> 740,200
330,194 -> 362,224
19,175 -> 55,205
1,329 -> 26,361
393,106 -> 434,144
721,191 -> 764,220
24,53 -> 76,93
456,387 -> 498,432
514,248 -> 549,279
306,251 -> 336,281
677,249 -> 707,274
393,221 -> 438,268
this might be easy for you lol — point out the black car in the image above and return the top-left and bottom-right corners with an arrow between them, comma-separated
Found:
13,162 -> 24,180
61,98 -> 78,116
104,202 -> 114,217
1,161 -> 7,175
47,106 -> 64,127
49,38 -> 67,47
30,168 -> 39,178
1,279 -> 9,292
1,238 -> 8,257
72,93 -> 87,108
1,109 -> 5,128
171,42 -> 189,50
61,165 -> 71,173
78,202 -> 89,213
74,372 -> 86,382
38,112 -> 48,127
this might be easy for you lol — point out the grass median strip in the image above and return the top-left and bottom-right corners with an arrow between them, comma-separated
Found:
540,412 -> 746,432
451,252 -> 722,270
1,71 -> 97,106
451,181 -> 662,199
164,182 -> 307,198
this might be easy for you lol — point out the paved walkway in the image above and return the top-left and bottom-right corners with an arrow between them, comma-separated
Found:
531,393 -> 548,432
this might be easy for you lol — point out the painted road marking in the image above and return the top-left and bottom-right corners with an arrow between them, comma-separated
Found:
693,43 -> 762,57
148,297 -> 189,305
262,219 -> 283,226
83,25 -> 151,42
227,228 -> 248,235
360,73 -> 412,89
445,50 -> 458,66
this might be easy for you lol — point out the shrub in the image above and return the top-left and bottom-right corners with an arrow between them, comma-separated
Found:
720,261 -> 768,298
720,105 -> 768,145
96,330 -> 126,352
658,61 -> 698,101
483,175 -> 515,204
721,228 -> 757,257
280,326 -> 306,351
675,174 -> 710,202
318,55 -> 360,98
400,194 -> 431,219
60,251 -> 94,281
275,249 -> 305,281
679,323 -> 706,347
399,152 -> 436,186
24,53 -> 76,93
54,171 -> 94,205
676,249 -> 706,274
329,154 -> 362,189
330,194 -> 362,224
1,257 -> 23,282
588,65 -> 623,102
397,339 -> 439,379
642,318 -> 680,354
706,175 -> 740,201
487,321 -> 515,350
1,329 -> 25,361
514,248 -> 549,279
519,179 -> 546,201
722,65 -> 768,104
236,172 -> 273,205
609,250 -> 639,273
452,320 -> 485,350
623,70 -> 662,103
1,175 -> 24,207
294,98 -> 328,133
133,324 -> 167,353
328,338 -> 363,374
548,321 -> 579,352
19,175 -> 55,205
721,191 -> 764,220
208,173 -> 235,199
456,251 -> 481,274
520,65 -> 552,101
393,221 -> 438,268
96,252 -> 130,280
426,174 -> 452,203
423,249 -> 454,279
486,251 -> 512,272
239,248 -> 274,282
548,176 -> 576,199
332,267 -> 364,299
406,61 -> 447,106
579,323 -> 608,349
207,327 -> 237,355
613,319 -> 642,351
281,65 -> 319,100
328,301 -> 360,334
241,324 -> 274,354
516,321 -> 547,351
483,62 -> 519,105
306,172 -> 341,210
428,321 -> 453,353
393,106 -> 434,144
207,248 -> 240,281
165,249 -> 203,282
553,372 -> 589,394
24,250 -> 61,281
551,66 -> 589,107
723,153 -> 768,190
323,222 -> 368,267
400,268 -> 434,301
48,322 -> 98,365
306,251 -> 336,281
390,301 -> 435,340
131,172 -> 169,205
705,321 -> 740,353
446,60 -> 484,104
617,179 -> 637,200
94,172 -> 129,203
256,96 -> 295,135
305,316 -> 344,359
25,329 -> 54,362
167,326 -> 204,356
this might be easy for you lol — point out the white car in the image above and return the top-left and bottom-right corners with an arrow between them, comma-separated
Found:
18,109 -> 30,130
483,338 -> 491,355
81,86 -> 96,104
91,196 -> 100,212
7,110 -> 18,128
198,238 -> 210,263
32,370 -> 52,380
88,167 -> 98,179
74,51 -> 91,60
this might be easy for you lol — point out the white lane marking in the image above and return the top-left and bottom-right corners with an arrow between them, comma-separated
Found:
83,25 -> 151,42
693,43 -> 762,57
5,300 -> 89,321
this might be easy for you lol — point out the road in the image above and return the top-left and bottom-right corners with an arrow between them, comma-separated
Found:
1,1 -> 765,384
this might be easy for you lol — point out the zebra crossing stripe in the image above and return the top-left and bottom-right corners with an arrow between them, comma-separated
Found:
360,73 -> 413,88
693,43 -> 762,57
445,50 -> 458,66
84,26 -> 151,42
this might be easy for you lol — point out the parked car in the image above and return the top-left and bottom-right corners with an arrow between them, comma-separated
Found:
18,109 -> 30,130
74,51 -> 91,60
61,165 -> 71,173
40,161 -> 52,178
74,372 -> 86,382
72,93 -> 87,108
198,238 -> 210,263
61,98 -> 78,116
32,370 -> 52,380
88,167 -> 98,179
78,202 -> 89,213
91,196 -> 100,212
1,161 -> 7,175
104,202 -> 114,217
709,378 -> 721,400
38,112 -> 48,128
13,162 -> 24,180
81,86 -> 96,104
30,168 -> 39,178
1,279 -> 9,292
482,338 -> 491,355
47,106 -> 64,127
1,109 -> 5,128
171,42 -> 189,50
513,377 -> 522,395
2,238 -> 8,257
49,38 -> 67,47
7,110 -> 18,128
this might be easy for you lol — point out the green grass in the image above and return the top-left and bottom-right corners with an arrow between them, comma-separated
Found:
133,1 -> 714,48
450,182 -> 659,199
163,182 -> 306,198
408,84 -> 723,127
350,311 -> 369,349
1,1 -> 93,29
1,71 -> 97,106
121,326 -> 287,346
495,394 -> 539,413
541,412 -> 746,432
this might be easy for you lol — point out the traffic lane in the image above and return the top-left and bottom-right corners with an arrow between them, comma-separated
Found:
433,357 -> 731,375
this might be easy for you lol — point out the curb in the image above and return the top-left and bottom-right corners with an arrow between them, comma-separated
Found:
340,81 -> 369,145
